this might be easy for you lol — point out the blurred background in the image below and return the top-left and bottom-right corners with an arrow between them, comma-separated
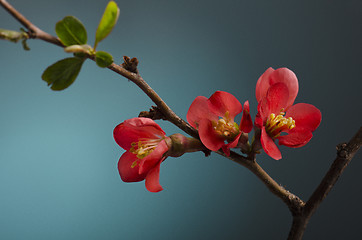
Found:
1,0 -> 361,239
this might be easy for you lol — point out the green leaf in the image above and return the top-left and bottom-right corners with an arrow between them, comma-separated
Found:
55,16 -> 87,46
42,57 -> 85,91
94,1 -> 120,49
95,51 -> 114,68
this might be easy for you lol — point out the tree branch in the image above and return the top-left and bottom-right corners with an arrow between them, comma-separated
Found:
287,126 -> 362,240
0,0 -> 64,47
106,62 -> 199,139
223,151 -> 305,213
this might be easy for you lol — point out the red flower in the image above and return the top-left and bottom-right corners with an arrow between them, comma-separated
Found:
255,68 -> 322,160
187,91 -> 243,156
113,117 -> 170,192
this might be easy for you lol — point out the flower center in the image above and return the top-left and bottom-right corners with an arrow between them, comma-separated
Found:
212,111 -> 240,141
265,111 -> 295,138
129,138 -> 161,167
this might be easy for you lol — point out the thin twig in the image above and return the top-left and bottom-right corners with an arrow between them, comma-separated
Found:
106,63 -> 199,139
0,0 -> 63,47
223,151 -> 305,213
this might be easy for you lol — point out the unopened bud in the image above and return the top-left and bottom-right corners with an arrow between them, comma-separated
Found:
64,44 -> 93,55
167,134 -> 205,157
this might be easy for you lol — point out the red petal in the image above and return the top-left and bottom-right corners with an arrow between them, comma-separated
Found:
261,127 -> 282,160
114,117 -> 165,150
187,96 -> 218,129
145,162 -> 163,192
208,91 -> 242,119
222,132 -> 241,156
266,83 -> 290,114
256,67 -> 274,102
255,68 -> 298,108
258,83 -> 289,119
256,99 -> 268,125
138,139 -> 169,175
198,118 -> 225,151
254,112 -> 263,128
221,145 -> 230,156
285,103 -> 322,132
118,151 -> 147,182
240,101 -> 253,133
277,128 -> 313,148
269,68 -> 299,108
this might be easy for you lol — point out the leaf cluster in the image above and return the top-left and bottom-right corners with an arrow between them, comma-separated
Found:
42,1 -> 119,90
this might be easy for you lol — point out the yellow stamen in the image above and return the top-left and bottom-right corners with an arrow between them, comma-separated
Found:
265,111 -> 295,138
130,138 -> 161,159
212,113 -> 240,141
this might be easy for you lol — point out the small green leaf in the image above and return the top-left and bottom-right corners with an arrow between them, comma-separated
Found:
55,16 -> 87,46
95,51 -> 114,68
94,1 -> 120,49
42,57 -> 85,91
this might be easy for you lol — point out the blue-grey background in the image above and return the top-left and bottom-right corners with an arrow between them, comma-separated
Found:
1,0 -> 361,239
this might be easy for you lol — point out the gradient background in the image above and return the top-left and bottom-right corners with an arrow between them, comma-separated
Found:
1,0 -> 361,239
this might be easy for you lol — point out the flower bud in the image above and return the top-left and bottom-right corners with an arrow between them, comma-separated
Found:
167,134 -> 205,157
64,44 -> 93,55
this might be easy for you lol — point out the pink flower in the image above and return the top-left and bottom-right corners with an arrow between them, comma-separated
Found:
113,117 -> 170,192
187,91 -> 245,156
255,68 -> 322,160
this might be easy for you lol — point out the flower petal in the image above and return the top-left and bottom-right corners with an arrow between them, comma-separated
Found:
277,128 -> 313,148
118,151 -> 147,182
114,117 -> 165,150
255,67 -> 298,108
138,139 -> 169,175
256,98 -> 269,125
222,132 -> 241,156
207,91 -> 242,119
261,127 -> 282,160
258,83 -> 289,119
256,67 -> 274,102
240,100 -> 253,133
145,162 -> 163,192
198,118 -> 225,151
269,68 -> 299,108
187,96 -> 218,129
285,103 -> 322,132
266,82 -> 290,114
254,112 -> 264,128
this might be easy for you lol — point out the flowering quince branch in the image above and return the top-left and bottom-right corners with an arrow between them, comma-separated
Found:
1,1 -> 361,239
